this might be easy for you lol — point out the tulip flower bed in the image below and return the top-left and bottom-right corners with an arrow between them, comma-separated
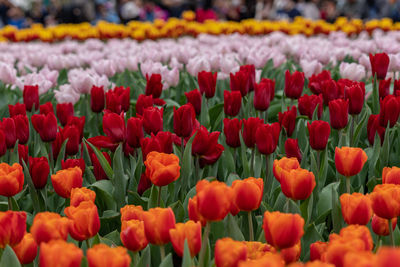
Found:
2,31 -> 400,267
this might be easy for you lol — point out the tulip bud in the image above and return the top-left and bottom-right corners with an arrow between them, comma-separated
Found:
285,138 -> 302,162
240,65 -> 256,91
90,85 -> 105,113
230,70 -> 250,97
310,241 -> 328,261
70,187 -> 96,207
169,220 -> 202,257
345,83 -> 365,115
12,233 -> 37,264
106,86 -> 130,114
278,106 -> 297,137
173,104 -> 196,138
51,167 -> 83,198
61,125 -> 80,156
367,114 -> 385,145
284,70 -> 305,99
126,117 -> 143,148
188,196 -> 207,227
39,102 -> 54,115
0,211 -> 26,248
379,95 -> 400,128
145,73 -> 163,99
185,89 -> 202,115
192,126 -> 224,167
379,78 -> 391,99
142,107 -> 163,135
369,53 -> 390,80
309,70 -> 331,95
39,240 -> 83,267
372,214 -> 397,236
281,168 -> 316,200
340,193 -> 372,225
255,122 -> 280,155
322,79 -> 343,105
329,99 -> 348,130
143,207 -> 176,245
56,103 -> 74,126
31,212 -> 70,244
12,115 -> 29,145
103,112 -> 126,143
307,120 -> 330,150
198,71 -> 217,98
298,94 -> 323,120
64,201 -> 100,241
136,94 -> 153,116
120,205 -> 144,222
281,242 -> 301,264
62,158 -> 85,173
0,163 -> 24,197
8,103 -> 26,117
224,90 -> 241,117
232,177 -> 263,211
242,117 -> 263,148
253,79 -> 274,111
23,85 -> 39,111
370,184 -> 400,219
0,118 -> 16,148
223,118 -> 241,148
29,156 -> 50,189
382,166 -> 400,185
31,113 -> 58,142
335,147 -> 368,177
18,144 -> 28,165
121,219 -> 148,252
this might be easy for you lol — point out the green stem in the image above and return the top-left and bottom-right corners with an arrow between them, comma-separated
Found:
250,148 -> 255,177
346,177 -> 351,194
181,137 -> 185,160
248,212 -> 254,241
195,156 -> 200,182
159,245 -> 165,261
157,186 -> 162,207
316,150 -> 320,179
198,222 -> 211,267
372,75 -> 379,114
389,218 -> 395,247
133,252 -> 139,267
350,115 -> 355,147
85,239 -> 90,249
284,198 -> 290,213
7,197 -> 12,210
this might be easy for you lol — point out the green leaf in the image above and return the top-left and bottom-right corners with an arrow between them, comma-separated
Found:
55,139 -> 68,171
0,245 -> 21,267
169,201 -> 185,222
316,182 -> 339,224
181,240 -> 192,267
181,133 -> 196,193
199,94 -> 210,127
301,224 -> 324,261
147,185 -> 159,209
9,140 -> 19,164
100,210 -> 120,220
85,139 -> 114,180
159,253 -> 173,267
137,246 -> 151,267
103,230 -> 121,246
21,160 -> 41,213
225,214 -> 245,241
90,180 -> 117,211
239,132 -> 250,177
112,144 -> 128,209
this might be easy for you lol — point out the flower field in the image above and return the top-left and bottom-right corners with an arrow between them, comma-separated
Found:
2,20 -> 400,267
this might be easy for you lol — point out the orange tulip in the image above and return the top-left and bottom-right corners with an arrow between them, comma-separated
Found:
51,167 -> 83,198
39,239 -> 83,267
310,241 -> 328,261
339,225 -> 373,251
263,211 -> 304,250
169,220 -> 202,257
382,166 -> 400,184
281,241 -> 301,264
70,187 -> 96,207
370,184 -> 400,219
238,253 -> 284,267
335,147 -> 367,177
215,237 -> 247,267
323,237 -> 366,267
0,163 -> 24,197
87,244 -> 131,267
243,241 -> 276,260
280,168 -> 316,200
343,251 -> 375,267
339,193 -> 372,225
30,212 -> 70,244
120,219 -> 148,252
196,180 -> 233,221
144,151 -> 180,186
0,211 -> 26,248
12,233 -> 37,264
64,201 -> 100,241
232,177 -> 263,211
372,214 -> 397,236
120,204 -> 144,222
188,196 -> 207,226
142,207 -> 175,245
273,157 -> 300,182
375,247 -> 400,266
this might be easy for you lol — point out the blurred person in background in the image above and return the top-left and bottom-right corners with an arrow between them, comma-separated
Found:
255,0 -> 277,20
140,0 -> 168,21
320,0 -> 337,22
0,0 -> 13,26
338,0 -> 367,19
27,0 -> 48,24
380,0 -> 400,21
276,0 -> 301,19
7,5 -> 27,28
196,0 -> 218,22
297,0 -> 320,20
119,0 -> 142,23
94,0 -> 120,23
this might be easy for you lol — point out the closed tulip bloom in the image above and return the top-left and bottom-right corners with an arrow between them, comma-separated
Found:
215,238 -> 247,267
379,95 -> 400,128
232,177 -> 263,211
90,151 -> 112,180
230,70 -> 250,97
263,211 -> 304,249
12,115 -> 28,145
372,214 -> 397,236
169,220 -> 202,257
223,118 -> 241,148
255,122 -> 281,155
329,99 -> 348,130
106,86 -> 130,114
174,104 -> 196,138
281,168 -> 316,200
339,193 -> 372,225
0,211 -> 26,248
70,187 -> 96,207
335,147 -> 368,177
137,173 -> 152,196
87,244 -> 130,267
367,114 -> 385,145
140,131 -> 173,160
142,107 -> 163,135
51,167 -> 83,198
56,103 -> 74,126
339,225 -> 373,251
126,117 -> 143,148
103,112 -> 125,143
224,90 -> 242,117
136,94 -> 153,116
198,71 -> 217,98
0,130 -> 5,157
191,126 -> 224,167
278,106 -> 297,137
18,144 -> 28,164
64,201 -> 100,241
310,241 -> 328,261
39,240 -> 83,267
285,138 -> 302,163
188,196 -> 206,227
323,237 -> 366,267
307,121 -> 330,150
144,151 -> 180,186
0,163 -> 24,197
145,73 -> 163,99
30,212 -> 70,244
273,157 -> 300,182
242,117 -> 263,148
121,219 -> 148,252
12,233 -> 37,265
39,102 -> 53,115
61,125 -> 80,156
345,83 -> 365,115
31,113 -> 58,142
23,85 -> 39,111
369,53 -> 390,80
0,118 -> 16,148
281,241 -> 301,264
370,184 -> 400,219
62,158 -> 85,173
29,156 -> 50,189
196,180 -> 232,221
185,89 -> 202,115
309,70 -> 331,95
383,167 -> 400,184
395,79 -> 400,96
240,65 -> 256,91
66,116 -> 85,141
142,207 -> 176,245
120,205 -> 144,222
284,70 -> 305,99
8,103 -> 26,117
90,85 -> 105,113
379,78 -> 391,99
322,79 -> 343,105
298,94 -> 323,120
254,79 -> 274,111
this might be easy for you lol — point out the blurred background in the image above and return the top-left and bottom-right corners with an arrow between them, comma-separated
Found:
0,0 -> 399,28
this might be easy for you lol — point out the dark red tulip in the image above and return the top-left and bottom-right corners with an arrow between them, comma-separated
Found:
39,102 -> 54,115
367,114 -> 385,145
86,136 -> 119,152
370,53 -> 390,80
185,89 -> 202,115
23,85 -> 39,111
31,113 -> 57,142
230,70 -> 250,97
379,95 -> 400,128
308,70 -> 331,95
18,144 -> 28,164
52,131 -> 63,160
173,104 -> 196,138
138,173 -> 152,196
141,131 -> 173,160
379,78 -> 391,99
61,158 -> 85,173
255,122 -> 281,155
224,90 -> 241,117
126,117 -> 143,149
223,118 -> 242,148
61,125 -> 80,156
0,130 -> 6,157
298,94 -> 323,120
242,117 -> 263,148
136,94 -> 153,116
8,103 -> 26,117
103,112 -> 125,143
394,79 -> 400,96
142,107 -> 163,135
260,78 -> 275,101
0,118 -> 16,148
322,79 -> 343,105
192,126 -> 224,167
329,99 -> 348,130
284,70 -> 305,99
278,106 -> 297,137
345,82 -> 365,115
12,115 -> 29,145
145,74 -> 163,99
106,86 -> 130,113
90,86 -> 105,113
90,151 -> 112,180
254,79 -> 274,111
66,116 -> 85,142
198,71 -> 217,98
29,156 -> 50,189
307,121 -> 330,150
285,138 -> 302,162
56,103 -> 74,126
240,65 -> 256,91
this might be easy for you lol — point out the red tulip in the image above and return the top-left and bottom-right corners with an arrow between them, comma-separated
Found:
230,70 -> 250,97
329,99 -> 348,130
185,89 -> 202,115
0,118 -> 16,148
242,117 -> 263,148
29,156 -> 50,189
90,151 -> 112,180
126,117 -> 143,148
12,115 -> 29,145
137,173 -> 152,195
308,70 -> 331,95
31,113 -> 58,142
106,86 -> 130,113
18,144 -> 28,164
223,118 -> 242,148
285,138 -> 302,162
39,102 -> 54,115
23,85 -> 39,111
240,65 -> 256,91
370,53 -> 390,80
103,112 -> 126,143
61,125 -> 80,156
0,130 -> 6,157
379,95 -> 400,128
322,79 -> 343,105
224,90 -> 241,117
278,106 -> 297,137
307,120 -> 330,150
56,103 -> 74,126
298,94 -> 323,120
66,116 -> 85,141
378,78 -> 391,99
192,126 -> 224,167
136,94 -> 153,116
367,114 -> 385,145
198,71 -> 217,98
62,158 -> 85,173
90,85 -> 105,113
173,104 -> 196,138
394,79 -> 400,96
255,122 -> 281,155
142,107 -> 163,135
140,131 -> 173,160
345,82 -> 365,115
253,79 -> 274,111
145,73 -> 163,99
8,103 -> 26,117
284,70 -> 304,99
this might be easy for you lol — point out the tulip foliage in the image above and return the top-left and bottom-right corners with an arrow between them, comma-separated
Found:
2,38 -> 400,267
